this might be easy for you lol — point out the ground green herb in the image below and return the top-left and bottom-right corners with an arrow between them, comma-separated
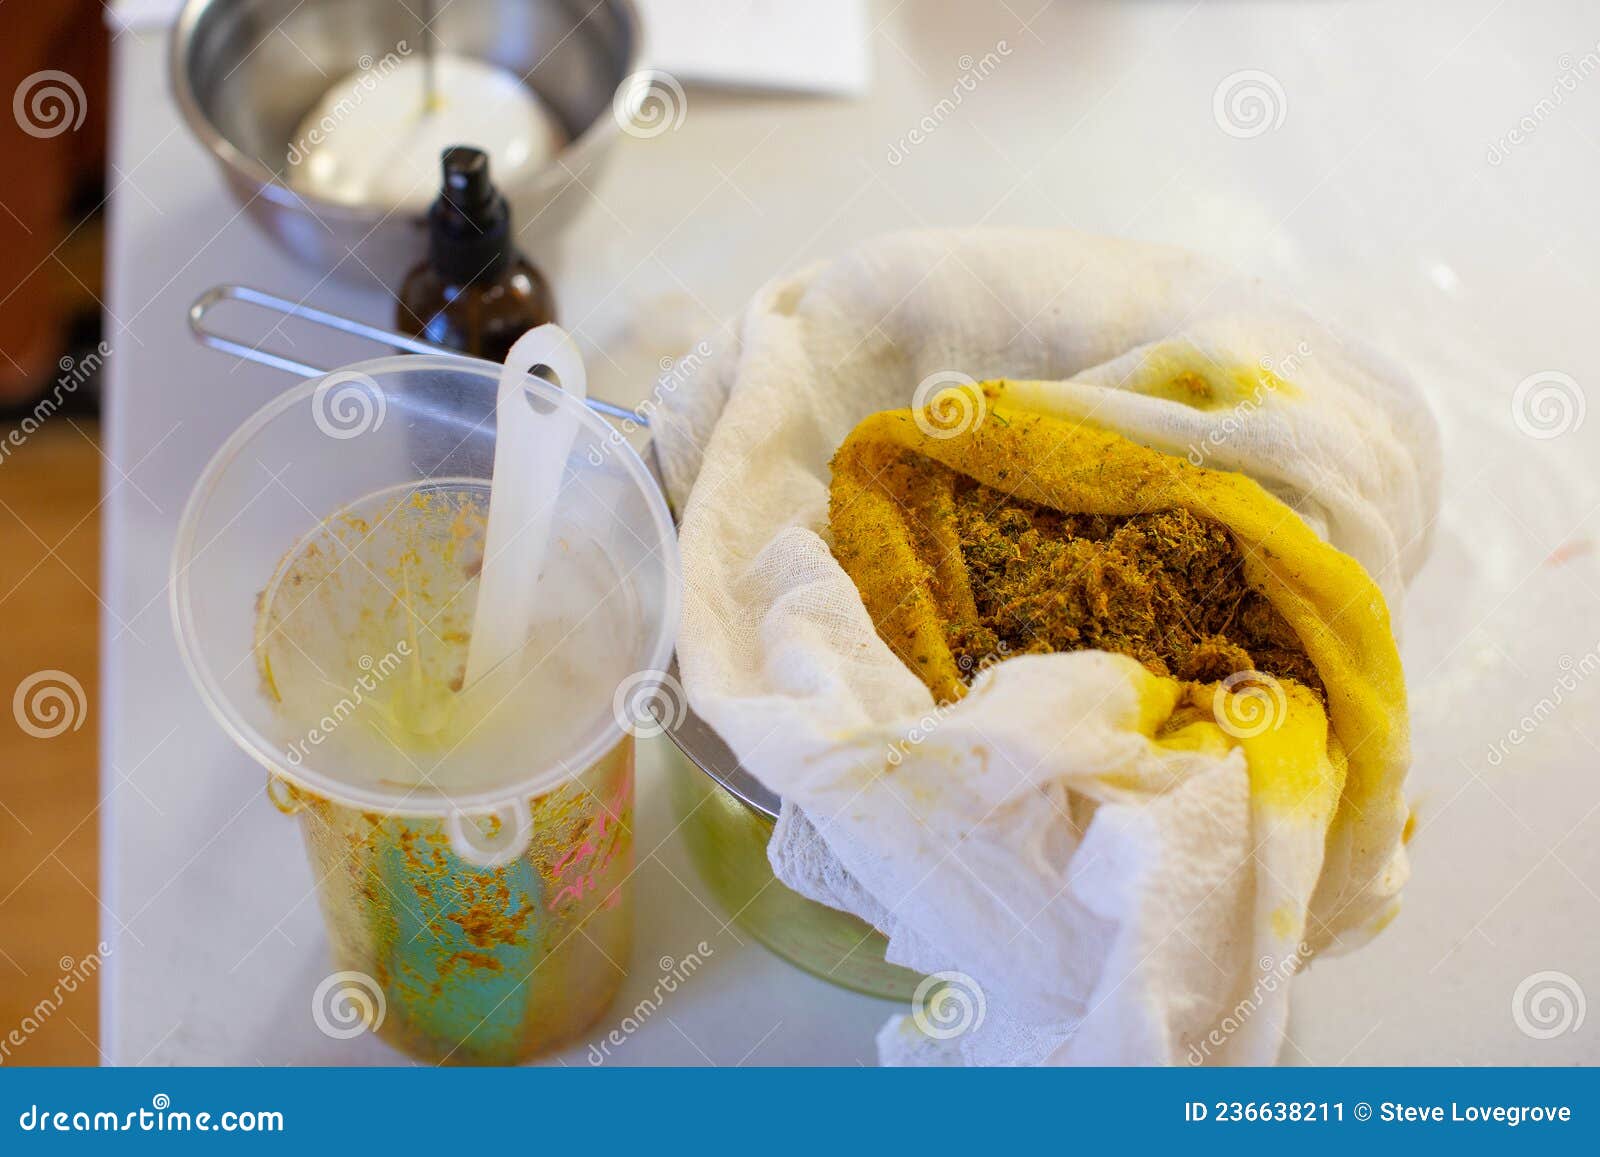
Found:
944,473 -> 1324,697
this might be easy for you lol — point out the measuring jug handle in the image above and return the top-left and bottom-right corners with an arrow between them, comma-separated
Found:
445,800 -> 535,868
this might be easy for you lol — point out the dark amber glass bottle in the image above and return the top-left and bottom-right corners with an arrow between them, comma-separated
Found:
396,146 -> 556,362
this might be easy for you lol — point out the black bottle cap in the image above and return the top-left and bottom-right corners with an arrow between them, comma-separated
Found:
427,146 -> 512,284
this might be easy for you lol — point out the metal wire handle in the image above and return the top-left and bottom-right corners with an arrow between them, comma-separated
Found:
187,284 -> 647,426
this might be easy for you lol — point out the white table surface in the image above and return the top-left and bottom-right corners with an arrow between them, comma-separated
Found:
103,0 -> 1600,1066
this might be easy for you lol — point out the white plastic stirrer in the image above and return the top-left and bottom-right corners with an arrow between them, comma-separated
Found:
463,325 -> 589,689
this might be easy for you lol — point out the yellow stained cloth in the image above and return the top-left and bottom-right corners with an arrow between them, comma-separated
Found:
828,390 -> 1409,944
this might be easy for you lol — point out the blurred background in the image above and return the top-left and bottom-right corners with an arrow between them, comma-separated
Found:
0,2 -> 108,1065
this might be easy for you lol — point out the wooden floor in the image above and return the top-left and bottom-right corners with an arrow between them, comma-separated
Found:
0,420 -> 101,1065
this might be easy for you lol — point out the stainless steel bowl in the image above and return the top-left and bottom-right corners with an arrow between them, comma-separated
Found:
659,663 -> 922,1001
171,0 -> 640,284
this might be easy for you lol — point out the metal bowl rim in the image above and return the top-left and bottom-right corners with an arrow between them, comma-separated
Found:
661,656 -> 782,821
